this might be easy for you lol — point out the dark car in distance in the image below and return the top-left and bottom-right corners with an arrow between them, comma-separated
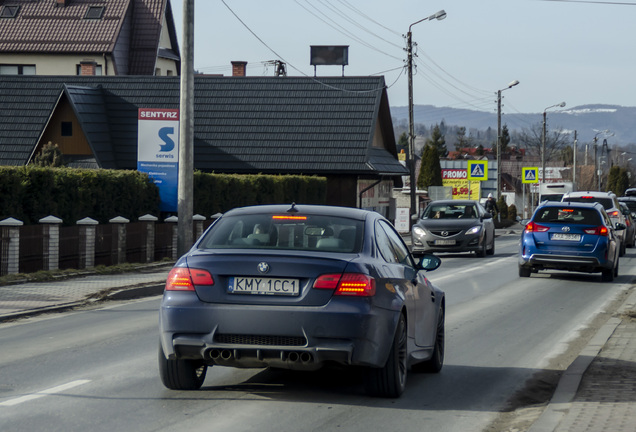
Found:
411,200 -> 495,257
519,201 -> 623,282
159,204 -> 446,398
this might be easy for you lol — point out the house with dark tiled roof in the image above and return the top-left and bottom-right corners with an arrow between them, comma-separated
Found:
0,75 -> 407,211
0,0 -> 180,76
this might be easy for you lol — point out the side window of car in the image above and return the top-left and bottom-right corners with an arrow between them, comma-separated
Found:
379,220 -> 414,267
375,222 -> 398,263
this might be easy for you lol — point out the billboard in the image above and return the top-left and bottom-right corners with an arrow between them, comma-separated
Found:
441,169 -> 480,200
137,108 -> 179,212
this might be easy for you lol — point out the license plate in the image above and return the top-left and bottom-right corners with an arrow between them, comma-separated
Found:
552,233 -> 581,241
228,277 -> 300,296
434,239 -> 456,245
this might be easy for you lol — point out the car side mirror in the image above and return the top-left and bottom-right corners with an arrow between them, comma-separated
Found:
615,222 -> 627,231
482,213 -> 492,220
415,253 -> 441,271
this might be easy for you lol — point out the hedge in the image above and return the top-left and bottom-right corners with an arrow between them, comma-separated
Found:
0,167 -> 326,225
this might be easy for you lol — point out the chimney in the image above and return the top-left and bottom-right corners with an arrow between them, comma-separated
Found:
231,61 -> 247,77
79,60 -> 97,76
56,0 -> 67,6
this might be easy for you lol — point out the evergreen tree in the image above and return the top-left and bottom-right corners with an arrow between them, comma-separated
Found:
501,125 -> 511,154
417,144 -> 442,190
427,124 -> 447,157
455,126 -> 468,151
397,132 -> 409,153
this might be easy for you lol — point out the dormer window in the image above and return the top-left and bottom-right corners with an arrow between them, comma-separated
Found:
0,5 -> 20,18
84,6 -> 105,20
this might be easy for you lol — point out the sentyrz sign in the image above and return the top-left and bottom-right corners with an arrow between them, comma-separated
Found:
137,108 -> 179,212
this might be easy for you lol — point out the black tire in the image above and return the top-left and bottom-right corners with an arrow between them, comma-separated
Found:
486,237 -> 495,256
158,344 -> 207,390
601,268 -> 614,282
476,240 -> 487,258
364,314 -> 407,398
519,266 -> 531,278
412,305 -> 445,373
614,259 -> 619,277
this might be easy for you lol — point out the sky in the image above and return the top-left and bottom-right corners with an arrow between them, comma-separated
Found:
169,0 -> 636,116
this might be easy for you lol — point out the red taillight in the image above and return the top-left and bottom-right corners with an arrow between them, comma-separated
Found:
525,221 -> 549,232
313,273 -> 376,297
607,210 -> 619,217
165,267 -> 214,291
583,226 -> 609,236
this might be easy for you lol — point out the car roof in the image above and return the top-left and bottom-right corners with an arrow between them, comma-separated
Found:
537,201 -> 604,211
221,203 -> 375,221
563,191 -> 617,198
428,200 -> 479,205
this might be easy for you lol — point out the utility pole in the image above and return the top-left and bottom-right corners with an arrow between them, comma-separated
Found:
406,11 -> 446,226
496,80 -> 519,198
177,0 -> 194,257
573,130 -> 577,189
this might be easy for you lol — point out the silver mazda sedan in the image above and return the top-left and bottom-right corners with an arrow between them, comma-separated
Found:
411,199 -> 495,257
159,204 -> 445,398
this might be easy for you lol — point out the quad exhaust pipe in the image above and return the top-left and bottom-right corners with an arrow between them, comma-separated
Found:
208,349 -> 313,364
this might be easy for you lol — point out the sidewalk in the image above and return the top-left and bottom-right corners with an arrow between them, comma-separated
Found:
0,255 -> 635,432
0,263 -> 172,321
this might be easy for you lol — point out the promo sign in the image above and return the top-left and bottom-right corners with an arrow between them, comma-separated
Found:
441,169 -> 480,200
137,108 -> 179,212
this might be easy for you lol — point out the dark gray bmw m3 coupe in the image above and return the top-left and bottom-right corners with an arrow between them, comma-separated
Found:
159,204 -> 445,398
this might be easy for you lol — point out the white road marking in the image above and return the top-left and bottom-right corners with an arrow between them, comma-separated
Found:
0,379 -> 91,407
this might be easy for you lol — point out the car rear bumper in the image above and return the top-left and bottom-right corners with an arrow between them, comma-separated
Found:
159,292 -> 398,370
520,253 -> 610,273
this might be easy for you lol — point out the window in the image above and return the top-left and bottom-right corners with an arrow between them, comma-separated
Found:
61,122 -> 73,137
84,6 -> 105,19
0,64 -> 35,75
0,5 -> 20,18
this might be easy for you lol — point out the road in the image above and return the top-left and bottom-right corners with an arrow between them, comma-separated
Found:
0,235 -> 633,432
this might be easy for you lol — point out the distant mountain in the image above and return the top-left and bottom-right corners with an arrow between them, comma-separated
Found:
390,104 -> 636,146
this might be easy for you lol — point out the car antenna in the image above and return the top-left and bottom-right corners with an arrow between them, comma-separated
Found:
287,202 -> 299,213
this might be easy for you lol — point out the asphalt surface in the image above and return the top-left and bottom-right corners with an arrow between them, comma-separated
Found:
1,229 -> 635,432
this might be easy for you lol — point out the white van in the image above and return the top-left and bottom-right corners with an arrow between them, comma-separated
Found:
540,182 -> 574,202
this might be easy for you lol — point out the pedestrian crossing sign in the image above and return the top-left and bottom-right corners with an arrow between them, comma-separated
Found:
467,160 -> 488,181
522,167 -> 539,184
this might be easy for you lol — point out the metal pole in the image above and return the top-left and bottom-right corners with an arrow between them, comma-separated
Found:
594,137 -> 599,191
541,111 -> 547,184
573,130 -> 577,189
177,0 -> 194,256
496,90 -> 502,198
407,30 -> 417,226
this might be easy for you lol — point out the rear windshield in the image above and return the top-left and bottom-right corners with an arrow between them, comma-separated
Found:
423,204 -> 477,219
619,200 -> 636,213
565,197 -> 614,210
534,207 -> 601,225
197,214 -> 363,253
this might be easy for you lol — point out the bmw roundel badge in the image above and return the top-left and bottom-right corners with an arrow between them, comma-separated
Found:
257,262 -> 270,274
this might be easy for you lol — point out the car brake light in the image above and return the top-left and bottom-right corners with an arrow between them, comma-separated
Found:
583,226 -> 609,236
525,221 -> 549,232
607,210 -> 619,217
313,273 -> 376,296
165,267 -> 214,291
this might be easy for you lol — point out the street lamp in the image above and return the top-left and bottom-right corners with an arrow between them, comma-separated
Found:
541,102 -> 566,183
407,10 -> 446,226
496,80 -> 520,198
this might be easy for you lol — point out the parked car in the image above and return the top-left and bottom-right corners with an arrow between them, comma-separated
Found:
411,200 -> 495,257
562,191 -> 627,256
619,202 -> 636,248
159,204 -> 445,398
519,201 -> 623,282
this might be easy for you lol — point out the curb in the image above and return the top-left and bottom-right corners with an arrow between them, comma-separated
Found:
0,281 -> 165,323
527,287 -> 636,432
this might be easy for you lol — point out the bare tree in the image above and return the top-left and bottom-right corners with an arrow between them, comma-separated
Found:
517,124 -> 571,161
